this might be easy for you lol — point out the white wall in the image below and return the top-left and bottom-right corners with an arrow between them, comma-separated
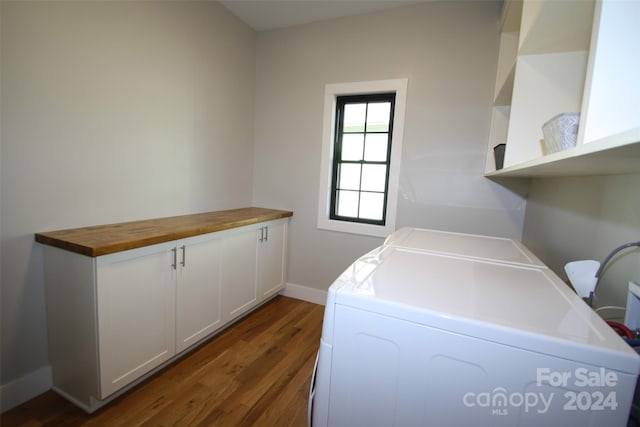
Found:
0,0 -> 255,409
522,174 -> 640,309
253,0 -> 526,291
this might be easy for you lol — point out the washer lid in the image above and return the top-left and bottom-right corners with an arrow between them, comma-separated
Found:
332,246 -> 640,374
384,227 -> 546,268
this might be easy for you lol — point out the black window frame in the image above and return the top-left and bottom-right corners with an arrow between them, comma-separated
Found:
329,92 -> 396,226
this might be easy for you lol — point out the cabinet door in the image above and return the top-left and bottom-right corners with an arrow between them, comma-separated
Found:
220,226 -> 258,322
96,242 -> 176,398
258,220 -> 287,299
175,234 -> 222,353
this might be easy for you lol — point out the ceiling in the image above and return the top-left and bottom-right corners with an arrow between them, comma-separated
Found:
219,0 -> 428,32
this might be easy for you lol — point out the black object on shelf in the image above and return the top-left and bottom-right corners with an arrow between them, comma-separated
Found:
493,144 -> 506,170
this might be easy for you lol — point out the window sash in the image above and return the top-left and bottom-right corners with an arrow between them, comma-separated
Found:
330,93 -> 396,225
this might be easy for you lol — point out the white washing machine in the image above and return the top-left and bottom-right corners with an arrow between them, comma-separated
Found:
383,227 -> 546,268
309,229 -> 640,426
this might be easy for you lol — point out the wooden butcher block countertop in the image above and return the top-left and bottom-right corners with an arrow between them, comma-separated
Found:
35,207 -> 293,257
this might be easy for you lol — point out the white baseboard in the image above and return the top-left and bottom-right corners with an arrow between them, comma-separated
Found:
281,283 -> 328,306
0,365 -> 52,413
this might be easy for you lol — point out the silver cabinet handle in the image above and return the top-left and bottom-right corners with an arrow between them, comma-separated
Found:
171,247 -> 177,269
180,245 -> 186,267
258,226 -> 269,243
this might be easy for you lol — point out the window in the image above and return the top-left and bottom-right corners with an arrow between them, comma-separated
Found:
331,93 -> 395,225
318,79 -> 407,238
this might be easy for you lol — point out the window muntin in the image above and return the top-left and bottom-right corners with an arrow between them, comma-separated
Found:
330,93 -> 395,225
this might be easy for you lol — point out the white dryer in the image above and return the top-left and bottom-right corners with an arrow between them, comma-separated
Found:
309,229 -> 640,426
383,227 -> 546,268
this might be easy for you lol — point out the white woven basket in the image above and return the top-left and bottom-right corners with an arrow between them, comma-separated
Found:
542,112 -> 580,154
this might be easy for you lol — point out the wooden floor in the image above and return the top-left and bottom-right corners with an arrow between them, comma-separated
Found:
1,296 -> 324,427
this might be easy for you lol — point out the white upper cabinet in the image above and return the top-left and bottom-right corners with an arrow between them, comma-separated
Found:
485,0 -> 640,177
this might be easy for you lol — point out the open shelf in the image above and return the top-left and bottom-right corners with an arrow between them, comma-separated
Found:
493,32 -> 518,106
503,51 -> 588,167
518,0 -> 594,55
486,127 -> 640,177
485,0 -> 640,178
499,0 -> 522,32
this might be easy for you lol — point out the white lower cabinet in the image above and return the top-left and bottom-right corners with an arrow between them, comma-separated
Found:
220,219 -> 288,322
258,220 -> 287,299
221,225 -> 259,322
43,218 -> 288,413
96,242 -> 177,399
174,234 -> 222,353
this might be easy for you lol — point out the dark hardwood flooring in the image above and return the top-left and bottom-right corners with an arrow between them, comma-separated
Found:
1,296 -> 324,427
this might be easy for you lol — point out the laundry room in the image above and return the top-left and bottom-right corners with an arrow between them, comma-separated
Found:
1,0 -> 639,425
